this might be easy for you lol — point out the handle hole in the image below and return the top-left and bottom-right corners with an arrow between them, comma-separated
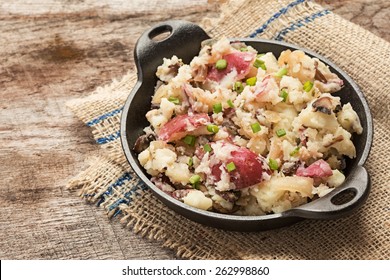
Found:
149,25 -> 172,42
331,188 -> 357,205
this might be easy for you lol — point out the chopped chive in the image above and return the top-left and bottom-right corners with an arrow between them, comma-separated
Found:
168,97 -> 180,105
203,143 -> 212,153
246,77 -> 257,86
251,122 -> 261,133
213,103 -> 223,114
303,81 -> 314,92
183,135 -> 196,146
215,59 -> 227,70
226,162 -> 236,172
280,89 -> 288,102
188,157 -> 193,167
240,47 -> 248,52
276,128 -> 286,137
189,174 -> 201,185
290,147 -> 300,156
233,81 -> 244,93
269,158 -> 279,171
274,67 -> 288,78
207,124 -> 219,134
227,99 -> 234,108
253,58 -> 267,70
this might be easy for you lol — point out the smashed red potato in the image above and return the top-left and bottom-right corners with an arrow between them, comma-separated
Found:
136,38 -> 363,215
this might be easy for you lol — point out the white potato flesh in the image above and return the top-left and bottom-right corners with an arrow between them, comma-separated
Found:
152,148 -> 177,172
337,103 -> 363,134
324,127 -> 356,158
165,162 -> 192,186
160,98 -> 176,119
297,108 -> 339,132
183,190 -> 213,211
261,52 -> 279,73
251,176 -> 313,212
326,169 -> 346,188
138,149 -> 151,166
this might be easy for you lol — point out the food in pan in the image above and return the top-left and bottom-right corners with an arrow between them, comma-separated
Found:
134,38 -> 363,215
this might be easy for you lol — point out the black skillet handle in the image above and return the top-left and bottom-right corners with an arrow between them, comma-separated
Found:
123,21 -> 210,155
284,165 -> 371,219
134,20 -> 210,82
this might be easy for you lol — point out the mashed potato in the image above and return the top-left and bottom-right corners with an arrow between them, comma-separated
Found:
134,38 -> 363,215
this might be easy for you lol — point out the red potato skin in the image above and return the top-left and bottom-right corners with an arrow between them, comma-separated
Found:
158,113 -> 210,142
211,146 -> 264,189
207,52 -> 256,82
296,159 -> 333,178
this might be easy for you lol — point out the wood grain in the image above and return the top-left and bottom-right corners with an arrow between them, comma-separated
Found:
0,0 -> 388,259
0,0 -> 219,260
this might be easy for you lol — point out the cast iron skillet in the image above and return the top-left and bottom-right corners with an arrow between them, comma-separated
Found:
120,20 -> 373,231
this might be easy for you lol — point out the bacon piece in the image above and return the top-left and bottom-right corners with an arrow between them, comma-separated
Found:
211,144 -> 264,189
194,146 -> 206,160
182,84 -> 195,111
298,127 -> 307,147
151,177 -> 175,194
207,52 -> 255,82
254,75 -> 271,96
296,159 -> 333,178
158,113 -> 210,142
171,189 -> 191,201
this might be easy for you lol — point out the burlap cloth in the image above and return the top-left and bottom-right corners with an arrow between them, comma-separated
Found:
67,0 -> 390,259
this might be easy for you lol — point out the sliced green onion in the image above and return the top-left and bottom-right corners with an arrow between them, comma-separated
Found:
269,158 -> 279,171
213,103 -> 223,114
253,58 -> 267,70
226,162 -> 236,172
257,53 -> 265,58
290,147 -> 300,157
168,96 -> 180,105
233,81 -> 244,93
240,47 -> 248,52
215,59 -> 227,70
246,77 -> 257,86
280,89 -> 288,102
227,99 -> 234,108
207,124 -> 219,134
183,135 -> 196,146
189,174 -> 201,185
276,128 -> 286,137
251,122 -> 261,133
188,157 -> 193,167
303,81 -> 314,92
274,67 -> 288,78
203,143 -> 212,153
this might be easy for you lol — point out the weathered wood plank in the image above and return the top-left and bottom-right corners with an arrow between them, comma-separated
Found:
0,0 -> 218,260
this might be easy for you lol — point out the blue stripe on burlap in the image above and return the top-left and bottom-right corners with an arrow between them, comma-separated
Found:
248,0 -> 306,38
86,107 -> 123,127
274,9 -> 331,41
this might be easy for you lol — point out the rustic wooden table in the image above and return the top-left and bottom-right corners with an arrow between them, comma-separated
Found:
1,0 -> 388,259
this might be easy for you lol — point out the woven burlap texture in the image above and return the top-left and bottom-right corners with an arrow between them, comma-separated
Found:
67,0 -> 390,259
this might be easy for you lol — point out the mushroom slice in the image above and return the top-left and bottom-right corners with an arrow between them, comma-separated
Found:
312,96 -> 333,115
